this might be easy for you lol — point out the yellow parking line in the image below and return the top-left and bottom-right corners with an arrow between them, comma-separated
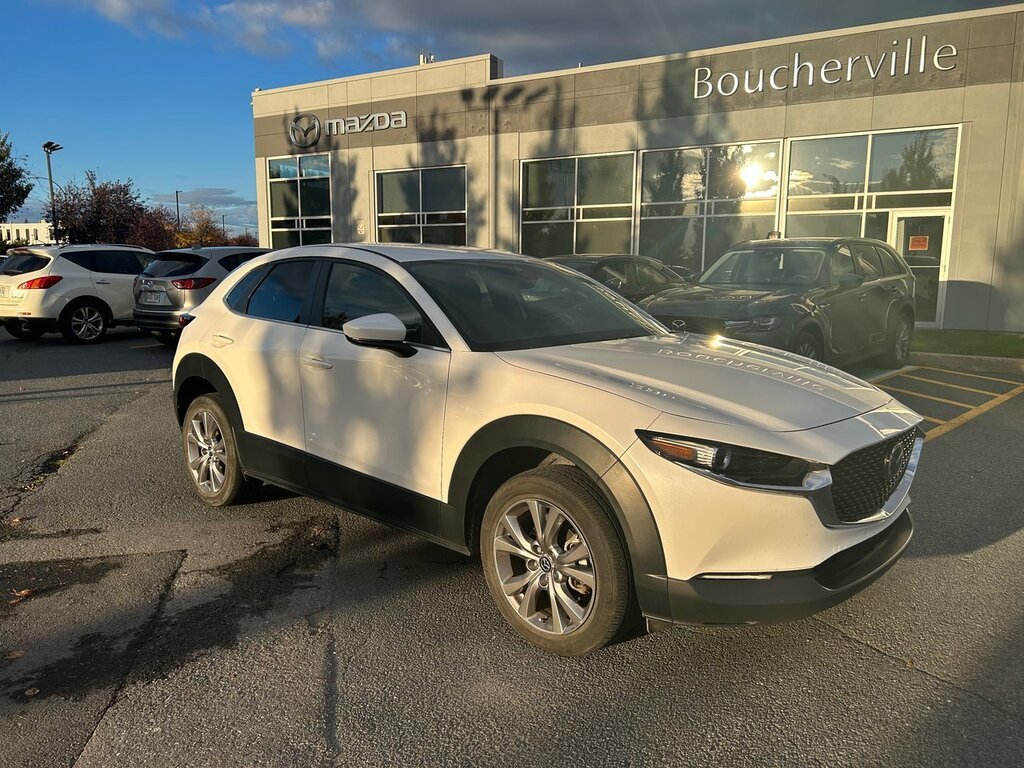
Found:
921,415 -> 948,425
926,383 -> 1024,441
916,366 -> 1022,386
880,384 -> 975,408
900,373 -> 1002,396
869,366 -> 920,385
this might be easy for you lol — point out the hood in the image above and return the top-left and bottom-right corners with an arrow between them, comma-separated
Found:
497,334 -> 890,432
640,284 -> 801,317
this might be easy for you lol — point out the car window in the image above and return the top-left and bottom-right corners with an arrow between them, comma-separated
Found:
634,261 -> 670,289
144,252 -> 205,277
94,251 -> 146,275
245,260 -> 316,323
875,245 -> 905,276
2,252 -> 52,275
318,262 -> 441,346
832,246 -> 857,281
851,243 -> 884,280
218,250 -> 265,272
701,248 -> 825,287
226,265 -> 271,311
594,263 -> 627,289
63,252 -> 97,271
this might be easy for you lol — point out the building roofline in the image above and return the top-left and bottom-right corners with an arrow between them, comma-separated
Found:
251,2 -> 1023,99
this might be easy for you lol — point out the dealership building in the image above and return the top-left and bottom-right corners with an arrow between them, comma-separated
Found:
252,4 -> 1024,331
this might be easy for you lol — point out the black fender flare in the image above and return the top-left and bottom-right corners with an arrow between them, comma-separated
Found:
173,353 -> 244,430
448,415 -> 671,620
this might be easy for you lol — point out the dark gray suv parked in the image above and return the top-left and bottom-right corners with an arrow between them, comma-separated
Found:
639,237 -> 916,368
134,246 -> 269,343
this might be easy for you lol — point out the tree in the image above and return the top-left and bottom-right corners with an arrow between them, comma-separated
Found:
176,203 -> 228,247
0,133 -> 33,222
130,204 -> 177,252
230,231 -> 259,246
53,170 -> 148,244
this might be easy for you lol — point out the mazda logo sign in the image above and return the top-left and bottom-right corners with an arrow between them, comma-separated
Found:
672,320 -> 687,331
288,113 -> 321,148
883,443 -> 907,482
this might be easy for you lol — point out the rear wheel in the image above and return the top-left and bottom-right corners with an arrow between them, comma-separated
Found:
792,330 -> 823,361
880,312 -> 914,369
3,320 -> 45,340
60,301 -> 108,344
480,465 -> 637,656
153,331 -> 179,347
182,395 -> 245,507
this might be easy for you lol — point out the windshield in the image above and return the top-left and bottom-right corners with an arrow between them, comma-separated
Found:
406,259 -> 666,352
143,252 -> 207,278
1,252 -> 52,276
700,247 -> 825,288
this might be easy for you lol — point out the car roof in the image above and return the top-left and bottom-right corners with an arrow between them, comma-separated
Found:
159,246 -> 271,257
304,243 -> 534,264
736,237 -> 893,249
6,243 -> 154,257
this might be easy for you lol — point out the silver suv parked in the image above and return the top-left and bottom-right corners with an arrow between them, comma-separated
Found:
133,247 -> 269,343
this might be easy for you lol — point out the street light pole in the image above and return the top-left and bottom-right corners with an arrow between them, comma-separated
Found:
175,190 -> 182,230
42,141 -> 63,240
222,214 -> 226,241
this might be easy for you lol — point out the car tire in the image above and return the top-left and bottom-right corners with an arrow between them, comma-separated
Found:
182,394 -> 246,507
480,465 -> 637,656
153,331 -> 179,347
879,311 -> 914,369
3,320 -> 45,340
59,300 -> 108,344
792,330 -> 823,361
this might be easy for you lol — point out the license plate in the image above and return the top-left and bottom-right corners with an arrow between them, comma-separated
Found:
141,291 -> 171,306
0,286 -> 8,298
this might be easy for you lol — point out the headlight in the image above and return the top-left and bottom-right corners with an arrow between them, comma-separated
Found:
637,431 -> 828,489
725,315 -> 783,332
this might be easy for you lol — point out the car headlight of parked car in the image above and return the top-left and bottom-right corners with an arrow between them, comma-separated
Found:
724,315 -> 784,332
637,431 -> 831,490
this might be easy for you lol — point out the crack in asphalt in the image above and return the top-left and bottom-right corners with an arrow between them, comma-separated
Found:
813,615 -> 1017,718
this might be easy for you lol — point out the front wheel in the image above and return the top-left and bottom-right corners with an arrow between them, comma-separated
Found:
480,465 -> 637,656
182,395 -> 246,507
880,313 -> 914,369
60,301 -> 108,344
3,320 -> 45,340
791,330 -> 823,361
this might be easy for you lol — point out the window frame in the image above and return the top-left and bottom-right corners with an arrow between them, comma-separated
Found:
375,164 -> 468,247
227,258 -> 322,326
267,153 -> 333,248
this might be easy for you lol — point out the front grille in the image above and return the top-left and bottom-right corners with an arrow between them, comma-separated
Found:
830,429 -> 917,523
662,316 -> 724,335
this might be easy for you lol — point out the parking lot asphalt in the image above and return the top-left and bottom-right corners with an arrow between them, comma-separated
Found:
1,327 -> 1023,768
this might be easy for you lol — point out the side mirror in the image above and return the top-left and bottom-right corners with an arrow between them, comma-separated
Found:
837,272 -> 864,289
342,313 -> 414,356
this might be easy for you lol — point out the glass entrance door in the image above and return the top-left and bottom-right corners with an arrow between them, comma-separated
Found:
889,212 -> 948,324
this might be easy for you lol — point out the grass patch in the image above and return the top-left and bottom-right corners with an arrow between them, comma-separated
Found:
912,329 -> 1024,358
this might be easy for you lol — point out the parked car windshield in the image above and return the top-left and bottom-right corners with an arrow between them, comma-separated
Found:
143,252 -> 207,278
406,259 -> 666,352
700,247 -> 825,288
1,252 -> 51,276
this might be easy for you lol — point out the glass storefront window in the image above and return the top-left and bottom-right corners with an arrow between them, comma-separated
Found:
642,148 -> 705,203
377,166 -> 467,246
638,217 -> 703,275
523,159 -> 575,209
577,155 -> 633,206
785,213 -> 861,238
869,128 -> 957,192
707,143 -> 780,200
704,216 -> 776,264
788,135 -> 868,196
269,153 -> 332,245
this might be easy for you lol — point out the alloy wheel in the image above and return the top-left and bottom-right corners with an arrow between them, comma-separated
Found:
186,410 -> 228,494
492,498 -> 596,635
796,341 -> 819,360
70,306 -> 104,340
895,319 -> 912,364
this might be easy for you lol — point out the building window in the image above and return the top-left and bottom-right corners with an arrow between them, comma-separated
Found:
376,166 -> 467,245
521,153 -> 634,258
268,154 -> 332,248
639,142 -> 780,273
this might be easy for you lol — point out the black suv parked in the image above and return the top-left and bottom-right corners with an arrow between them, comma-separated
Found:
638,237 -> 916,368
545,254 -> 688,304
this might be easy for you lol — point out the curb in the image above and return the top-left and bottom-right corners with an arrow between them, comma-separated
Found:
909,352 -> 1024,376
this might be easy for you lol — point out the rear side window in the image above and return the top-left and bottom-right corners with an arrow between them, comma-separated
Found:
144,252 -> 206,277
1,252 -> 51,275
225,265 -> 270,311
94,251 -> 147,275
875,246 -> 906,276
832,246 -> 857,280
218,250 -> 265,272
245,261 -> 316,323
63,252 -> 97,271
851,243 -> 883,280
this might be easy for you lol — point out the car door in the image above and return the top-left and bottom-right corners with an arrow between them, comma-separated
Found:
850,242 -> 890,349
298,259 -> 451,533
204,259 -> 318,455
92,250 -> 148,320
821,245 -> 869,358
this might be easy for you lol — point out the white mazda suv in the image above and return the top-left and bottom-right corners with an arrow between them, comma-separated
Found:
1,244 -> 153,343
172,244 -> 922,655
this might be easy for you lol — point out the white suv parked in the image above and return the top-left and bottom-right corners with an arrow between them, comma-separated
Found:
172,244 -> 922,655
0,244 -> 153,343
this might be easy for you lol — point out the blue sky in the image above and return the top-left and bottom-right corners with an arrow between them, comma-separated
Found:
3,0 -> 1012,232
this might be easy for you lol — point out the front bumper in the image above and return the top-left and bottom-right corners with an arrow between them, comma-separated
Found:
133,308 -> 183,332
664,510 -> 912,624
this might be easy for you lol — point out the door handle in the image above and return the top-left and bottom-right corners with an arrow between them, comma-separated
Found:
302,355 -> 333,370
95,280 -> 111,285
211,333 -> 235,347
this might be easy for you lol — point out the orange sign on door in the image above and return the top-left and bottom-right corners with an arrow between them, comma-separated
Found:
908,235 -> 930,251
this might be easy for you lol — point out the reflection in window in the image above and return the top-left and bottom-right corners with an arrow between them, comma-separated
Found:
707,143 -> 779,200
376,166 -> 467,246
269,154 -> 332,246
788,135 -> 868,196
869,129 -> 957,192
639,218 -> 703,275
704,216 -> 776,264
642,148 -> 705,203
321,262 -> 433,344
245,261 -> 314,323
785,213 -> 861,238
